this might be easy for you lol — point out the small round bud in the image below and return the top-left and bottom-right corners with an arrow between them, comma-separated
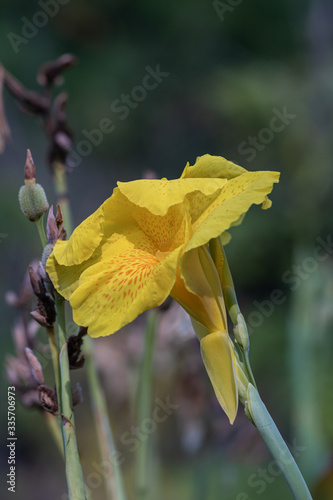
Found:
18,183 -> 49,222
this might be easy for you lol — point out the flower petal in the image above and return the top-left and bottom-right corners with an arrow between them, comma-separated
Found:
182,154 -> 273,210
69,226 -> 182,337
133,203 -> 191,252
53,203 -> 106,266
186,171 -> 280,253
200,331 -> 238,423
46,241 -> 103,300
173,247 -> 226,333
117,178 -> 227,216
181,154 -> 248,180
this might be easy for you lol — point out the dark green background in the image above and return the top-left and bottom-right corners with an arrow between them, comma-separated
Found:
0,0 -> 332,499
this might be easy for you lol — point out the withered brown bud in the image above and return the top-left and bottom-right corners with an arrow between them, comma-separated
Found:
46,92 -> 74,170
37,54 -> 77,88
67,329 -> 86,369
56,205 -> 67,241
29,265 -> 42,296
46,206 -> 58,244
38,385 -> 58,414
46,205 -> 66,243
30,311 -> 49,328
25,348 -> 44,385
29,262 -> 56,328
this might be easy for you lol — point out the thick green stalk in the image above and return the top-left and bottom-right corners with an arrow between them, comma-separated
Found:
247,384 -> 313,500
135,311 -> 158,500
84,336 -> 127,500
56,292 -> 87,500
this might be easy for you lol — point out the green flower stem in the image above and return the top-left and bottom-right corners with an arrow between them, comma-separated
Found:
247,384 -> 313,500
241,348 -> 257,390
53,162 -> 127,498
84,336 -> 127,500
53,161 -> 73,235
35,214 -> 47,247
136,310 -> 158,500
47,327 -> 62,411
55,292 -> 87,500
210,238 -> 312,498
34,219 -> 66,457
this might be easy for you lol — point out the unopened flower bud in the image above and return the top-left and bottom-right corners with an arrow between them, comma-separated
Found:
19,150 -> 49,221
233,313 -> 250,351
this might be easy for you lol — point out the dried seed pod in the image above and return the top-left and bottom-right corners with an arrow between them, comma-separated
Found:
29,262 -> 56,328
67,330 -> 86,369
38,385 -> 58,414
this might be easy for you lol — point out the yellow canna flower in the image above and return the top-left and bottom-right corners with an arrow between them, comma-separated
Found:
47,154 -> 279,423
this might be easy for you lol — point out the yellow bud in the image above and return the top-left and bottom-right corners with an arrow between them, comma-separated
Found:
200,331 -> 238,424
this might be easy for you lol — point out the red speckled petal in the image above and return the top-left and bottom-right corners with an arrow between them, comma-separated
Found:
69,226 -> 182,337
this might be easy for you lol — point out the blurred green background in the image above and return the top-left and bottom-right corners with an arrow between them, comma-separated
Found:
1,0 -> 333,499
